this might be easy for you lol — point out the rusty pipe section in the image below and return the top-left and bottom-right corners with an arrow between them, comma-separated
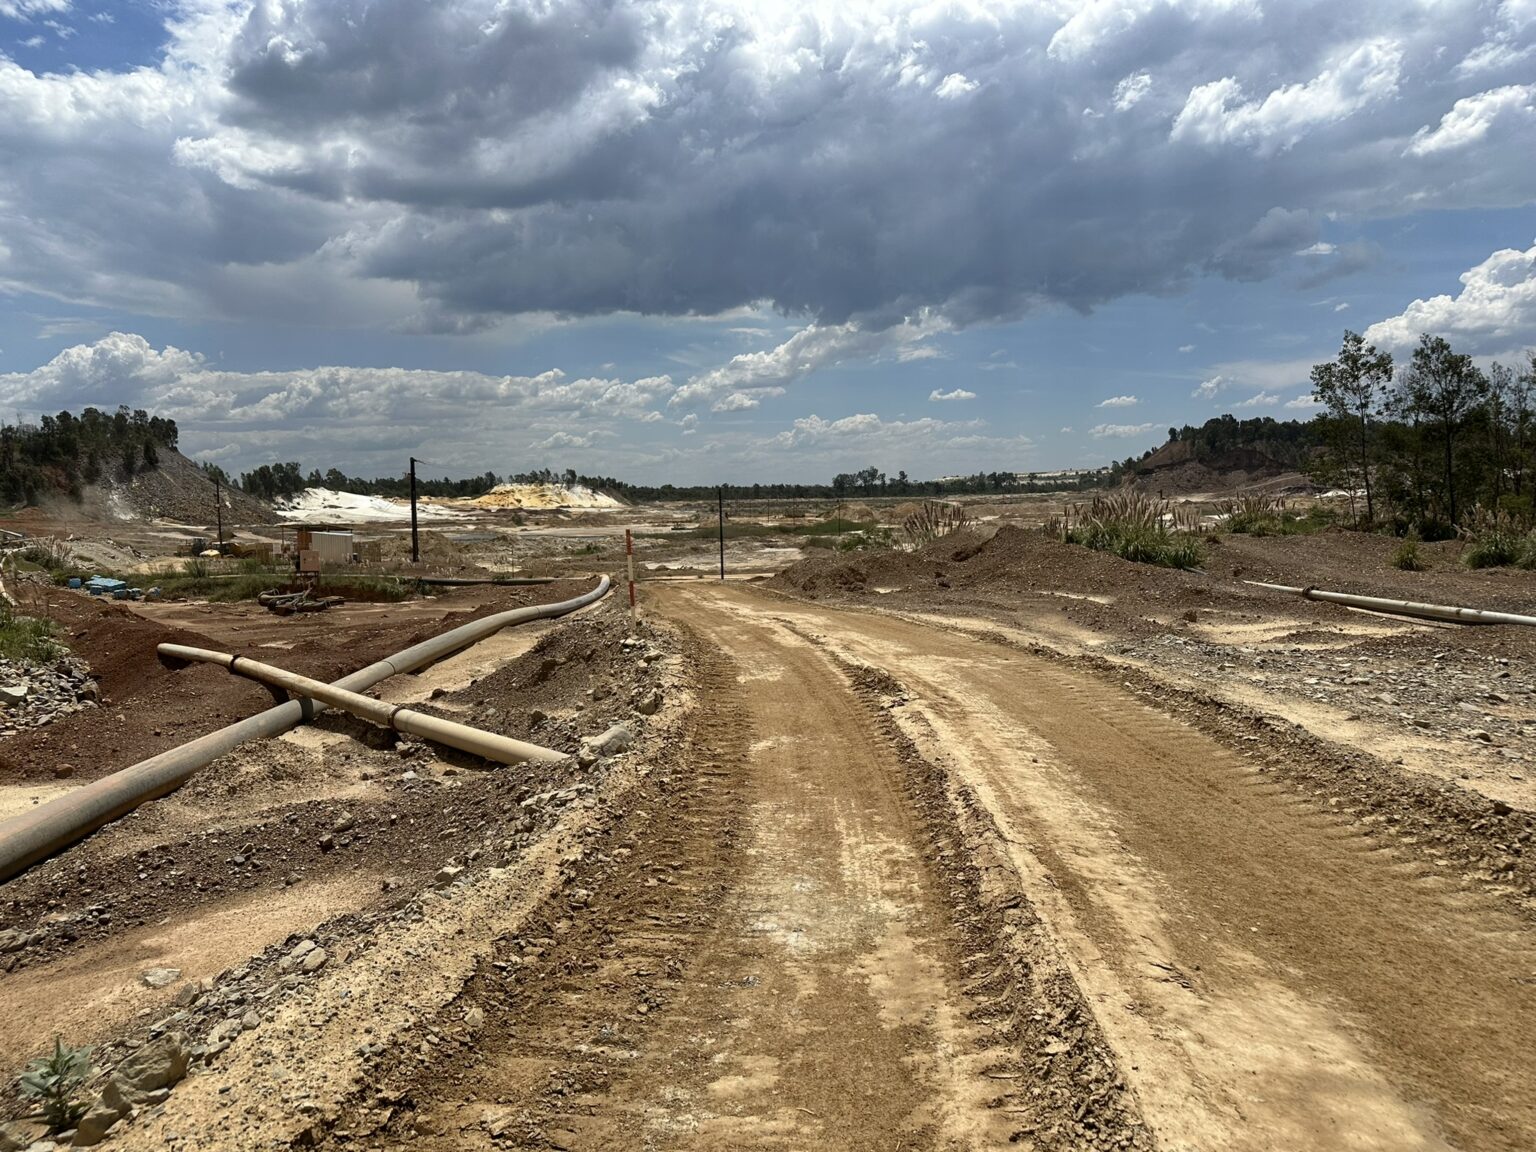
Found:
157,644 -> 564,766
0,575 -> 610,883
1245,580 -> 1536,627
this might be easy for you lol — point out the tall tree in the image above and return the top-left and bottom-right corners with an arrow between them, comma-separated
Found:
1408,334 -> 1487,525
1310,330 -> 1393,523
1486,361 -> 1513,507
1513,352 -> 1536,501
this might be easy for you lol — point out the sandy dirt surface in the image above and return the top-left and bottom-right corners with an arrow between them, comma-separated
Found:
671,584 -> 1535,1152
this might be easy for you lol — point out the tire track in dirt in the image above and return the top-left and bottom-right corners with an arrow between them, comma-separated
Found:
709,584 -> 1536,1152
316,587 -> 1147,1150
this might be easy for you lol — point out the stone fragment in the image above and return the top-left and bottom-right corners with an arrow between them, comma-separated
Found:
113,1031 -> 190,1097
140,967 -> 182,989
583,724 -> 632,756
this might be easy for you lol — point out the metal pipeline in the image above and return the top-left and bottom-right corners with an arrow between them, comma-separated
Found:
0,575 -> 610,883
1245,580 -> 1536,627
157,644 -> 565,766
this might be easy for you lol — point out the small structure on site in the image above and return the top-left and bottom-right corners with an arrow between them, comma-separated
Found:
278,522 -> 355,573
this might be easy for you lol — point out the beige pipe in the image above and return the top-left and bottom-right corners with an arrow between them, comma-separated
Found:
0,575 -> 609,884
158,643 -> 566,765
1244,581 -> 1536,627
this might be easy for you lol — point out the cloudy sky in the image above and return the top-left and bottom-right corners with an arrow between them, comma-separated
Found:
1,0 -> 1533,485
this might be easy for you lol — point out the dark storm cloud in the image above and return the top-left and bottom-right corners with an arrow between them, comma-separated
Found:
0,1 -> 1533,330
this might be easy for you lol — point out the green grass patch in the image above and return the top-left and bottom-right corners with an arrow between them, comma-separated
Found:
0,608 -> 61,661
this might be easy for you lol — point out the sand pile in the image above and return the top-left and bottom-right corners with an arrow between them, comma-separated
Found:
472,483 -> 623,510
275,489 -> 467,523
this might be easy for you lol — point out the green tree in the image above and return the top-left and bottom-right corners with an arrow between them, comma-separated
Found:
1310,330 -> 1393,524
1408,334 -> 1487,525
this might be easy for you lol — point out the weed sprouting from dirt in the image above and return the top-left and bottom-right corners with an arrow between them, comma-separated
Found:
18,1036 -> 92,1132
1058,492 -> 1205,569
1391,533 -> 1429,571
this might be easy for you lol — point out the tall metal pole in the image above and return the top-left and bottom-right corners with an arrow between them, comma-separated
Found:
214,474 -> 224,552
409,456 -> 420,564
717,486 -> 725,581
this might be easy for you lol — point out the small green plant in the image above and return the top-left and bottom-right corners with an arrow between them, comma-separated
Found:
182,557 -> 210,579
1391,533 -> 1428,571
18,1036 -> 92,1132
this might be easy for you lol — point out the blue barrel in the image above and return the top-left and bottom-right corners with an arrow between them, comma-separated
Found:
67,577 -> 82,589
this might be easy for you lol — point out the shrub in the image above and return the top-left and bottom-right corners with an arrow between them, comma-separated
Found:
182,557 -> 210,579
901,501 -> 968,547
15,537 -> 72,573
1217,495 -> 1334,536
18,1037 -> 92,1132
1459,506 -> 1531,569
1060,492 -> 1205,569
1391,534 -> 1428,571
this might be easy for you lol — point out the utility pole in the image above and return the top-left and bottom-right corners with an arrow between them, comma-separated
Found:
717,486 -> 725,581
213,473 -> 224,553
409,456 -> 420,564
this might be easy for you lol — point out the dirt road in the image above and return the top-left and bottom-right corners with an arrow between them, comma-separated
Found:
651,584 -> 1534,1152
35,580 -> 1529,1151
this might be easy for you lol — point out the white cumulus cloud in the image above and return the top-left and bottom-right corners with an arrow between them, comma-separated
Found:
935,73 -> 978,100
1192,374 -> 1229,399
1112,71 -> 1152,111
1172,39 -> 1403,152
1090,422 -> 1159,439
1365,241 -> 1536,351
1096,394 -> 1139,407
1407,84 -> 1536,155
929,388 -> 976,401
1237,391 -> 1280,407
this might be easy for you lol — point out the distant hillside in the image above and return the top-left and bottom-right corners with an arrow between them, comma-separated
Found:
1,406 -> 270,525
105,447 -> 272,526
1115,415 -> 1326,496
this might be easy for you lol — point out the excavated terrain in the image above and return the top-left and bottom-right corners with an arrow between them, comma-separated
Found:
0,521 -> 1533,1152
